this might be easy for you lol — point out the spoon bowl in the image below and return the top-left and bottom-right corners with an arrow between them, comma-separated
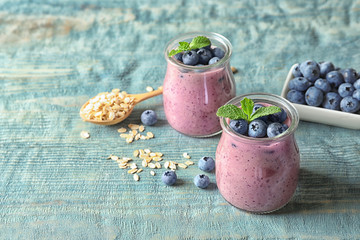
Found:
80,86 -> 163,125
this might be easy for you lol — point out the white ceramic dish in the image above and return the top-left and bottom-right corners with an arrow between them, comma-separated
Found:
281,64 -> 360,130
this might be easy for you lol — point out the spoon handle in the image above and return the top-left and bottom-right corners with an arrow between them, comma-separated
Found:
133,86 -> 163,103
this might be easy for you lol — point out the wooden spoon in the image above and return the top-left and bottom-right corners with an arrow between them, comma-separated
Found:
79,86 -> 163,125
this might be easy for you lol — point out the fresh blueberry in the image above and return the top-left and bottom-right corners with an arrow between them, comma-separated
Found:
193,174 -> 210,189
300,60 -> 318,73
268,108 -> 287,123
342,68 -> 359,84
322,92 -> 342,110
229,119 -> 248,135
161,170 -> 177,186
305,86 -> 324,106
267,122 -> 288,138
212,47 -> 225,59
340,96 -> 360,113
208,57 -> 220,65
302,64 -> 320,82
326,71 -> 344,88
300,60 -> 320,82
248,120 -> 267,138
174,52 -> 183,62
197,48 -> 213,65
182,50 -> 199,65
141,110 -> 158,126
292,63 -> 303,77
314,78 -> 331,93
252,104 -> 269,122
319,61 -> 335,78
338,83 -> 355,98
353,89 -> 360,101
354,79 -> 360,89
198,156 -> 215,172
287,90 -> 306,104
289,77 -> 312,91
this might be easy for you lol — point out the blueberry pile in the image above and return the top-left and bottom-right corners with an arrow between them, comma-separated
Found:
174,41 -> 225,66
287,60 -> 360,113
229,104 -> 289,138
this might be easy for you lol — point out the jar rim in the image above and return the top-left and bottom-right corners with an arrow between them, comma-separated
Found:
164,31 -> 232,70
220,93 -> 300,143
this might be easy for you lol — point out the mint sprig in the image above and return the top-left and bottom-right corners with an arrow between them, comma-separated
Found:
168,36 -> 211,57
216,97 -> 281,123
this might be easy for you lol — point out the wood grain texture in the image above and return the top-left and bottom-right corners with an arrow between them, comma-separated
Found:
0,0 -> 360,239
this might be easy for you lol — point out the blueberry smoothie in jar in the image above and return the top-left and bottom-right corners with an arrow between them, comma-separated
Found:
163,32 -> 236,137
215,93 -> 300,213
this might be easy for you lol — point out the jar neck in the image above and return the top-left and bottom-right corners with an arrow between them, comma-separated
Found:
220,93 -> 299,144
164,32 -> 232,72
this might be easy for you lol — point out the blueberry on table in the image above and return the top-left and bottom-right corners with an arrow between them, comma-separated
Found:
322,92 -> 342,110
268,108 -> 287,123
354,79 -> 360,90
353,89 -> 360,101
194,174 -> 210,189
248,119 -> 267,138
292,63 -> 303,78
338,83 -> 355,98
229,119 -> 248,135
196,48 -> 213,65
342,68 -> 359,84
319,61 -> 335,78
340,96 -> 360,113
208,57 -> 220,65
287,90 -> 306,104
211,47 -> 225,59
314,78 -> 331,93
289,77 -> 312,91
267,122 -> 288,138
198,156 -> 215,172
182,50 -> 199,65
161,170 -> 177,186
326,71 -> 344,88
141,110 -> 158,126
305,86 -> 324,106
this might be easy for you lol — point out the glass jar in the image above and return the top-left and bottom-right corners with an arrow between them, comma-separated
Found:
163,32 -> 236,137
215,93 -> 300,213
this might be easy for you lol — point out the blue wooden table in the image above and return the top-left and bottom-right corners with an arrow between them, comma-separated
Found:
1,0 -> 359,239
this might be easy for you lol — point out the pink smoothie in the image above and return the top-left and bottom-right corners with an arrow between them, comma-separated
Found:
216,118 -> 300,213
163,63 -> 235,137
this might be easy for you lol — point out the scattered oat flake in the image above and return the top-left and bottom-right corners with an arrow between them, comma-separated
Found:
153,157 -> 162,162
130,163 -> 137,169
146,86 -> 154,92
139,125 -> 145,132
128,124 -> 140,130
111,155 -> 119,161
133,174 -> 140,181
147,132 -> 154,138
80,131 -> 90,139
178,163 -> 188,169
137,169 -> 143,173
183,152 -> 191,159
128,168 -> 138,174
231,66 -> 238,73
144,149 -> 151,154
156,152 -> 163,157
150,171 -> 156,176
164,161 -> 170,169
117,128 -> 127,133
142,160 -> 148,167
133,150 -> 139,157
155,162 -> 161,169
148,163 -> 156,169
185,160 -> 194,165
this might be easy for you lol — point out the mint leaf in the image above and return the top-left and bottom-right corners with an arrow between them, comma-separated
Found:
250,106 -> 281,122
216,104 -> 247,120
241,97 -> 254,118
168,36 -> 211,57
189,36 -> 211,50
